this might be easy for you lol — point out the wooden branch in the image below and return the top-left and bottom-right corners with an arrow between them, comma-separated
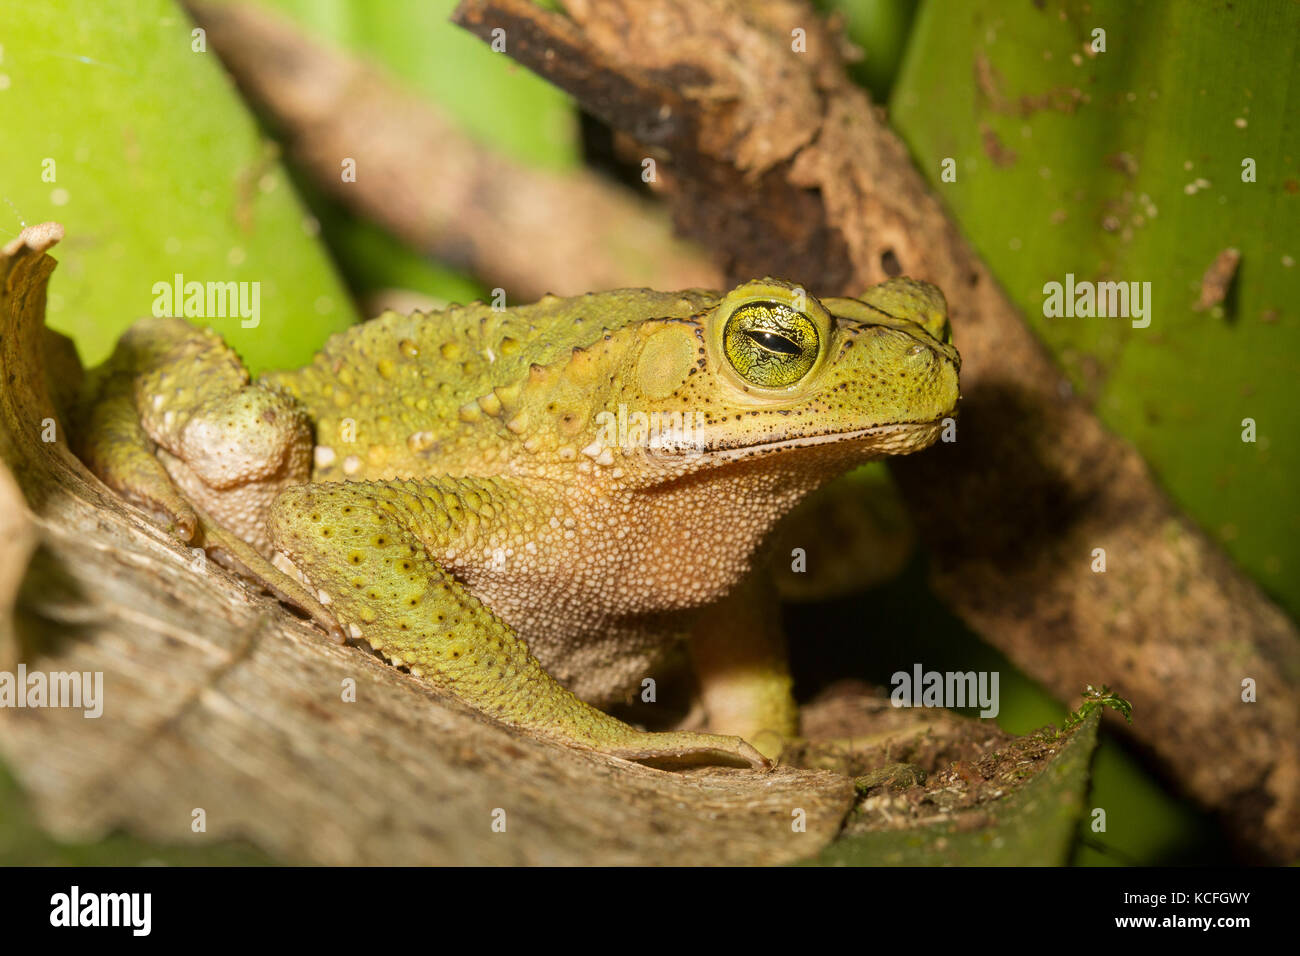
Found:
452,0 -> 1300,860
184,0 -> 722,300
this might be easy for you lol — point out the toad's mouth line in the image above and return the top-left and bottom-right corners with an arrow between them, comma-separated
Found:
655,417 -> 948,460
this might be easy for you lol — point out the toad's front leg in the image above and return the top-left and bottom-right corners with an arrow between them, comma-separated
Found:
688,571 -> 798,762
74,316 -> 335,633
268,477 -> 770,770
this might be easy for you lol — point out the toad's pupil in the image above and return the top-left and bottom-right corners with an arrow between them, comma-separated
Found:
746,330 -> 800,355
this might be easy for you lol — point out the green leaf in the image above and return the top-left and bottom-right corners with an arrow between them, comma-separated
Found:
0,0 -> 360,374
890,0 -> 1300,616
816,0 -> 920,102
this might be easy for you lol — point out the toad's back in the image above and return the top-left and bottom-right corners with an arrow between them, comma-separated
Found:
262,288 -> 718,483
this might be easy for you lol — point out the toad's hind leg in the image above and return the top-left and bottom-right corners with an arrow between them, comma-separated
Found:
268,479 -> 769,770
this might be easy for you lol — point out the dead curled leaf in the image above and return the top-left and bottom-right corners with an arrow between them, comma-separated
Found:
0,461 -> 35,672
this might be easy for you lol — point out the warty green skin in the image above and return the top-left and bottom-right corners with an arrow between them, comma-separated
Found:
76,277 -> 959,768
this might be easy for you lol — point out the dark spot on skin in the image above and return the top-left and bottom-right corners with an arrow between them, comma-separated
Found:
881,249 -> 902,275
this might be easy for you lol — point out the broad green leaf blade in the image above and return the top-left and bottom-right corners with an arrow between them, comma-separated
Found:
890,0 -> 1300,615
0,0 -> 359,374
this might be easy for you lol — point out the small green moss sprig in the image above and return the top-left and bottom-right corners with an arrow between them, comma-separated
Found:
1063,685 -> 1133,732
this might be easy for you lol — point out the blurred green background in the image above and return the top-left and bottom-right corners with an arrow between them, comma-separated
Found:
1,0 -> 1294,864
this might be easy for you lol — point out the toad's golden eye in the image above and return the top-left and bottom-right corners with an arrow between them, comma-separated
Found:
722,301 -> 819,388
